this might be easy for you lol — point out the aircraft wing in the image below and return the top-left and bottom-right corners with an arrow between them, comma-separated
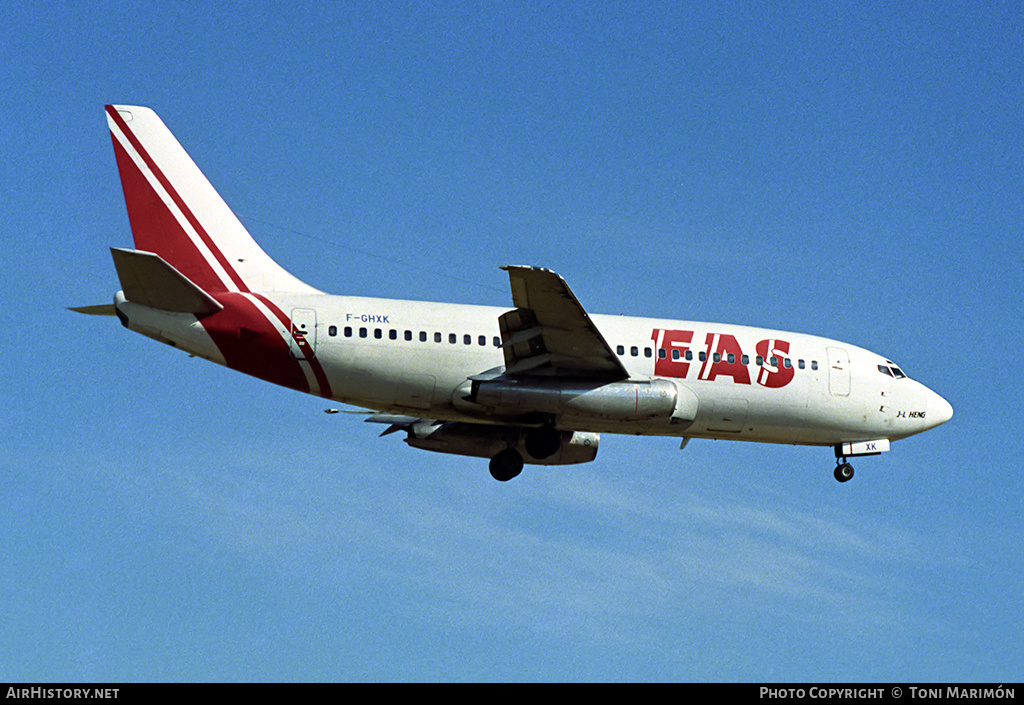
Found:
498,266 -> 629,380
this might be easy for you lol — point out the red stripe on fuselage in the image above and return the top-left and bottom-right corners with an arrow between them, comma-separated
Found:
251,293 -> 334,399
203,293 -> 311,394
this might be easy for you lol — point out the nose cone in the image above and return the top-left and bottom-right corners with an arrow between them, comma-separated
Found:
929,391 -> 954,428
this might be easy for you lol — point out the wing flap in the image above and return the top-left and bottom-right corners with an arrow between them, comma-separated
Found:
499,266 -> 628,379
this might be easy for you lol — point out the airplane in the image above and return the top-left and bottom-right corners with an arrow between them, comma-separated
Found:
74,104 -> 953,483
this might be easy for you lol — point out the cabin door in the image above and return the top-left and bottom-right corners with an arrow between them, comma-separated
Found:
290,308 -> 317,360
827,346 -> 850,396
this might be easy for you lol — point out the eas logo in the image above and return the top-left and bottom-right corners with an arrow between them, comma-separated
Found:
650,329 -> 794,389
755,338 -> 793,388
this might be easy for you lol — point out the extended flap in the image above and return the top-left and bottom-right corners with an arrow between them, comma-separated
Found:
498,266 -> 628,379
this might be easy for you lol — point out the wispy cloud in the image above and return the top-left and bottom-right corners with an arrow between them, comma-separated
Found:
113,437 -> 950,665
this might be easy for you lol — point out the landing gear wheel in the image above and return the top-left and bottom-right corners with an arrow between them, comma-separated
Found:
489,448 -> 524,482
834,462 -> 855,483
524,425 -> 561,460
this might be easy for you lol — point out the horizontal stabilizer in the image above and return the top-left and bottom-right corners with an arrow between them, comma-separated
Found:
110,247 -> 223,315
364,412 -> 428,426
68,304 -> 116,316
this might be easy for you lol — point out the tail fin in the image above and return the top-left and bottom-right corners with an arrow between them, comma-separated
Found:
105,105 -> 319,295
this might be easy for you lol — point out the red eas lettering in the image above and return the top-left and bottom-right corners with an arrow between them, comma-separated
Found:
698,332 -> 752,385
651,328 -> 692,378
649,328 -> 794,389
755,339 -> 794,388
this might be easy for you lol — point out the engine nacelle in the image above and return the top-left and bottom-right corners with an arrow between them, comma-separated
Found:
404,422 -> 599,465
458,377 -> 696,425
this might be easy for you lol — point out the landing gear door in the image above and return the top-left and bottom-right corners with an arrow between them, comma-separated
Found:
827,346 -> 850,396
290,308 -> 317,360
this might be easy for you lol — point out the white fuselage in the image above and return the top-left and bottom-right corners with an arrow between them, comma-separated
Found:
132,290 -> 951,449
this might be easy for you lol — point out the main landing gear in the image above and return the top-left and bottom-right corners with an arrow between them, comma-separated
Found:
489,425 -> 562,482
489,448 -> 524,482
834,458 -> 855,483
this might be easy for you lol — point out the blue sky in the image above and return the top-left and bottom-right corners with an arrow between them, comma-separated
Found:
2,1 -> 1022,682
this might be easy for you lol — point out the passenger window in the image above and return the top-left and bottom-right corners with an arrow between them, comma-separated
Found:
726,353 -> 735,364
405,330 -> 413,341
685,350 -> 693,361
770,356 -> 778,367
434,332 -> 442,343
756,355 -> 763,366
359,327 -> 368,338
741,355 -> 749,365
630,346 -> 639,357
672,349 -> 680,360
493,336 -> 501,347
644,347 -> 652,358
658,349 -> 666,359
699,352 -> 706,362
328,325 -> 337,337
798,359 -> 805,369
389,329 -> 397,340
419,331 -> 427,342
344,326 -> 353,337
374,328 -> 382,339
713,353 -> 721,363
617,345 -> 625,355
464,334 -> 471,345
448,333 -> 456,344
784,358 -> 792,368
811,361 -> 818,370
478,335 -> 486,346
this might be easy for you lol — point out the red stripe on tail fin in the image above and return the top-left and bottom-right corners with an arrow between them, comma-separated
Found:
109,132 -> 234,292
105,105 -> 320,295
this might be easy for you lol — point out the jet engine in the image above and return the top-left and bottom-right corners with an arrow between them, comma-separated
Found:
455,377 -> 697,425
403,421 -> 599,465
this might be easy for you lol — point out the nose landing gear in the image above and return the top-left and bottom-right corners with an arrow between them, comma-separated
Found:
831,440 -> 890,482
834,459 -> 855,483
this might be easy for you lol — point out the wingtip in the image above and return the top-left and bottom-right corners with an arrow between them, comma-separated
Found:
502,264 -> 554,274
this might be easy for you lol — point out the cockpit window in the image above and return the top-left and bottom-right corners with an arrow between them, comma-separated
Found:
878,363 -> 908,379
